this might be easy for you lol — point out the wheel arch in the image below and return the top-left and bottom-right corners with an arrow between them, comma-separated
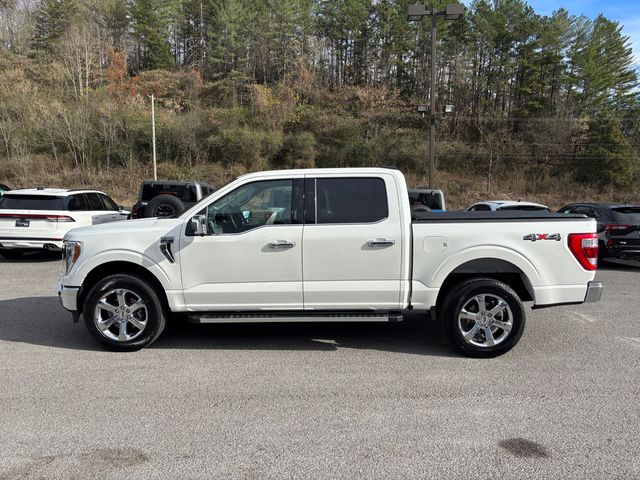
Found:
434,258 -> 535,316
77,261 -> 170,313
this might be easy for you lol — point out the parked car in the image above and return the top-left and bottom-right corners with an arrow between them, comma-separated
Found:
558,203 -> 640,263
131,180 -> 216,219
467,200 -> 550,212
0,188 -> 129,259
408,188 -> 446,212
58,168 -> 601,357
0,183 -> 10,197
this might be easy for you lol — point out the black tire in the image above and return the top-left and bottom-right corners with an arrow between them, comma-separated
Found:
0,249 -> 25,260
83,274 -> 167,352
144,194 -> 186,218
441,277 -> 525,358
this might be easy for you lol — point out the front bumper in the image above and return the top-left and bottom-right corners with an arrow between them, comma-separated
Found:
58,284 -> 79,311
584,281 -> 603,303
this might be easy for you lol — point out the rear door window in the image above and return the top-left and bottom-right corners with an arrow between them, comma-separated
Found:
0,194 -> 62,210
315,178 -> 388,224
67,194 -> 89,211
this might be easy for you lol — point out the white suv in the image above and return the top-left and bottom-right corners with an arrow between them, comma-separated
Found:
0,188 -> 129,259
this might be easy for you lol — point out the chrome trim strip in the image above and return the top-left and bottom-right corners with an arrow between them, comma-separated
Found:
194,314 -> 397,324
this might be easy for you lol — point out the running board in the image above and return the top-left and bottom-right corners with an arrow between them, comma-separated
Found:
190,311 -> 403,324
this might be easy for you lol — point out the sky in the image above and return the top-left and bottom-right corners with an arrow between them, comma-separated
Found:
463,0 -> 640,65
527,0 -> 640,64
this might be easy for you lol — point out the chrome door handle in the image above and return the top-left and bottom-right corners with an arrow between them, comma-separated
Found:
367,238 -> 395,247
267,240 -> 295,249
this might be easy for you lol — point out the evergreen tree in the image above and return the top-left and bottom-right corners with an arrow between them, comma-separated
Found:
575,113 -> 638,188
31,0 -> 79,53
570,15 -> 637,114
131,0 -> 175,70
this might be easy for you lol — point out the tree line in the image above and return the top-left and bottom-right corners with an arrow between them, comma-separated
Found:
0,0 -> 639,190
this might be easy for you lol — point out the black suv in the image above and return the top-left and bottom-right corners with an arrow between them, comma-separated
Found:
131,180 -> 216,219
558,203 -> 640,263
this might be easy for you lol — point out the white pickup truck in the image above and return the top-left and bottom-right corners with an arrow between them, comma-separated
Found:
58,168 -> 602,357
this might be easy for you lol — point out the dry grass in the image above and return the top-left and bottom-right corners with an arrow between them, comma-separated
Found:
2,156 -> 638,210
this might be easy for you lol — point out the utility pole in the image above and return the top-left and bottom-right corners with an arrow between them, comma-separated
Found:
407,3 -> 464,189
151,94 -> 157,181
429,11 -> 437,189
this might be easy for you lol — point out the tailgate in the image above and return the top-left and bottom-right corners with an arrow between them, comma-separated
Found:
0,210 -> 61,237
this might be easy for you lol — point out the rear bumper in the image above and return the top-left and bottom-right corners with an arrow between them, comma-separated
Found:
613,250 -> 640,260
0,237 -> 63,250
603,245 -> 640,261
584,281 -> 603,303
58,284 -> 79,311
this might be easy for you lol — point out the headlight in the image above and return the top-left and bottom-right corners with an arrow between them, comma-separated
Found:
62,240 -> 82,274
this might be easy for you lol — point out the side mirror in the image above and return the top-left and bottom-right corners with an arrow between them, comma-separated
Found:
190,214 -> 208,236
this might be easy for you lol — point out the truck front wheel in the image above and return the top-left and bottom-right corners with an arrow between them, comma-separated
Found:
441,278 -> 525,358
83,274 -> 167,351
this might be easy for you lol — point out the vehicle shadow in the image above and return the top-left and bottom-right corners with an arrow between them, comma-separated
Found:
155,311 -> 456,357
0,297 -> 99,351
598,260 -> 640,272
0,297 -> 457,357
0,250 -> 61,263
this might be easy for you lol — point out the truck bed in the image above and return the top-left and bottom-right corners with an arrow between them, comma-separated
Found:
412,211 -> 587,222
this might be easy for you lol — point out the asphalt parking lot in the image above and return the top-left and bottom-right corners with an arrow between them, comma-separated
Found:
0,253 -> 638,479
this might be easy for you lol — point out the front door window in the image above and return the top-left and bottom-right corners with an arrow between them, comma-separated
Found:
202,180 -> 294,234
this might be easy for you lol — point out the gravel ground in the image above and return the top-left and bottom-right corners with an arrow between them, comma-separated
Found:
0,252 -> 638,479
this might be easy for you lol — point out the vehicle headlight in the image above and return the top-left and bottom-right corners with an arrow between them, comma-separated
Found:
62,240 -> 82,275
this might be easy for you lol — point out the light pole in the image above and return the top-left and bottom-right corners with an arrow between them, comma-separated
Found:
150,94 -> 157,181
407,3 -> 464,189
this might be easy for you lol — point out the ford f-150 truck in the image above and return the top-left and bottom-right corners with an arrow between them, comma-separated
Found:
58,168 -> 602,357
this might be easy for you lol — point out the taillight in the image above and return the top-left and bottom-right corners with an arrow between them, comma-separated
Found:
132,205 -> 139,219
45,215 -> 75,222
603,224 -> 633,235
568,233 -> 598,271
0,213 -> 74,222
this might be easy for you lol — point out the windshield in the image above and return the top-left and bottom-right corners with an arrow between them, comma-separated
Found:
499,205 -> 549,211
611,207 -> 640,224
409,191 -> 444,210
0,194 -> 62,210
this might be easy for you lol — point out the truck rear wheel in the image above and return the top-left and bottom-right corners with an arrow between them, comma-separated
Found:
441,278 -> 525,358
83,274 -> 166,351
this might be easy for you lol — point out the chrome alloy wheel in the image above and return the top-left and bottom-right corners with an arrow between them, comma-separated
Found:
94,288 -> 148,342
457,293 -> 513,348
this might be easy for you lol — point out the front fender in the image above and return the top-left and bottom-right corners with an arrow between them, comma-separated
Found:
73,249 -> 175,290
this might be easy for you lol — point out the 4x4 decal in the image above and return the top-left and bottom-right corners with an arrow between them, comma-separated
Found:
523,233 -> 562,242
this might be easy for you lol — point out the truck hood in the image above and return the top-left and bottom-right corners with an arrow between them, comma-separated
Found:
64,217 -> 184,240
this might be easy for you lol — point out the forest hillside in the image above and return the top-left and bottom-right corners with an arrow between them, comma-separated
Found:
1,0 -> 639,208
